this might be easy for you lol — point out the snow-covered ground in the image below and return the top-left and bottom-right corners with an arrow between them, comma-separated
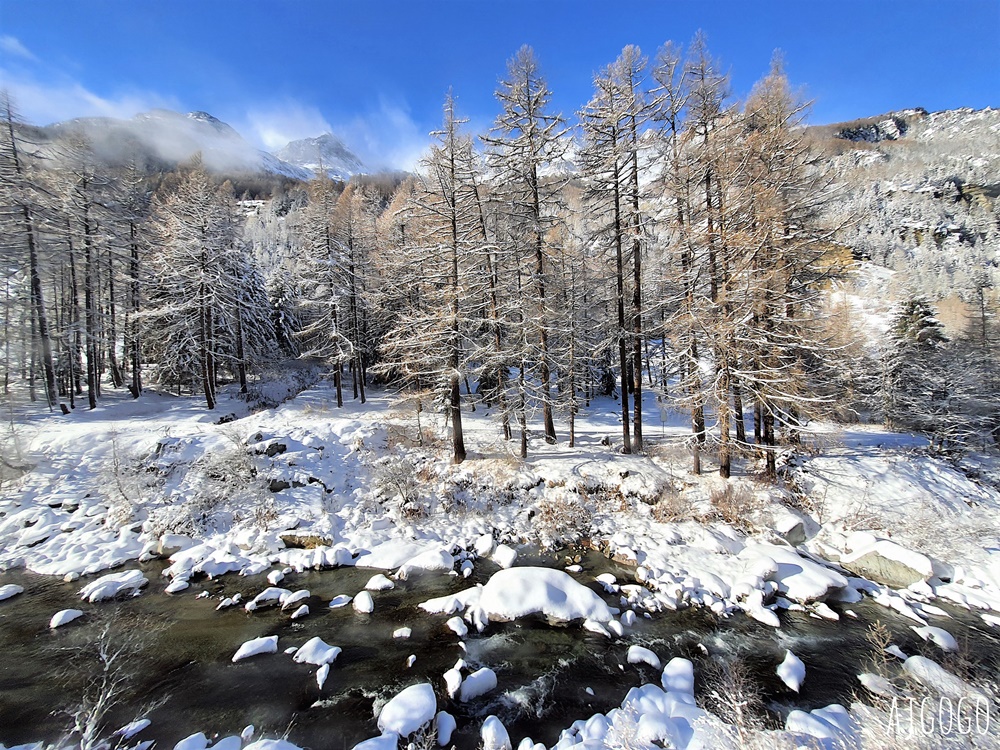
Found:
2,379 -> 1000,748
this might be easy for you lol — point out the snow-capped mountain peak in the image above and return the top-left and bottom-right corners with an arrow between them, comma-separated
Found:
274,132 -> 365,181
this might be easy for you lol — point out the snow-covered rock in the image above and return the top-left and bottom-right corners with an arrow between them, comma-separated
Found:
492,544 -> 517,569
353,591 -> 374,613
459,667 -> 498,702
0,584 -> 24,602
902,655 -> 985,699
858,672 -> 898,697
292,636 -> 341,666
777,650 -> 805,692
350,737 -> 396,750
472,567 -> 616,627
280,590 -> 310,609
841,534 -> 935,587
232,635 -> 278,662
627,645 -> 661,670
785,704 -> 855,746
377,682 -> 437,737
244,587 -> 291,612
49,608 -> 84,629
661,657 -> 695,696
173,733 -> 209,750
481,715 -> 511,750
911,625 -> 958,652
435,710 -> 456,745
446,616 -> 468,638
740,544 -> 847,603
79,569 -> 147,602
365,574 -> 394,591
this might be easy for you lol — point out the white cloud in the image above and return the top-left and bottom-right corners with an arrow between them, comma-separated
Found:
244,101 -> 334,152
0,36 -> 37,62
1,69 -> 179,126
334,96 -> 432,172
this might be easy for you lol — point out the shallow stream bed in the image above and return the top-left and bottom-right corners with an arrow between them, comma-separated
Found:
2,547 -> 999,748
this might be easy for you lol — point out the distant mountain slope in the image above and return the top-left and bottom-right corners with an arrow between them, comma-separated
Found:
43,109 -> 311,180
274,133 -> 366,181
809,107 -> 1000,304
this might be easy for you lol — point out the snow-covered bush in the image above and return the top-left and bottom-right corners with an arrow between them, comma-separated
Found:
242,359 -> 324,411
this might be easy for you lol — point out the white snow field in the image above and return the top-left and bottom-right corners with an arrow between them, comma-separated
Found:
2,380 -> 1000,748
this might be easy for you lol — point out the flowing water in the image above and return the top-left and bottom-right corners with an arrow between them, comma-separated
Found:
1,548 -> 999,749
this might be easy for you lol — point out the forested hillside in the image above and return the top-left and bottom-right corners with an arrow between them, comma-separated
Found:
2,36 -> 997,475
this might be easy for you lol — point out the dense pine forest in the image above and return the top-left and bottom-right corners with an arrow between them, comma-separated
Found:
3,37 -> 999,479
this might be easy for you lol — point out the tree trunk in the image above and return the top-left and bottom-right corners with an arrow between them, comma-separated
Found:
612,170 -> 632,454
83,205 -> 98,410
629,116 -> 644,454
733,378 -> 746,444
531,166 -> 556,444
128,223 -> 142,398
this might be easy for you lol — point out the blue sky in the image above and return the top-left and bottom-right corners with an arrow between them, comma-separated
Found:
1,0 -> 997,169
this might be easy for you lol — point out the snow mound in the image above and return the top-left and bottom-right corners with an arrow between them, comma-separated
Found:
377,682 -> 436,737
472,567 -> 616,627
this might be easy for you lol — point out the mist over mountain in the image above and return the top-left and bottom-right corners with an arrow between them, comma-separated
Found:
39,109 -> 341,181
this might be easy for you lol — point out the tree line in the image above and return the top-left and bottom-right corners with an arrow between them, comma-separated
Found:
2,35 -> 994,477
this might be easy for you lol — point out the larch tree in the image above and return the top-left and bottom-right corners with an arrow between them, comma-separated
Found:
739,54 -> 839,476
483,45 -> 568,446
331,183 -> 379,404
292,174 -> 352,407
379,93 -> 485,463
651,39 -> 706,473
579,44 -> 653,453
0,93 -> 60,410
142,160 -> 246,409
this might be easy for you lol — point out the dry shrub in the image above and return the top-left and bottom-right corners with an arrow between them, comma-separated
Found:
699,656 -> 767,745
533,493 -> 593,548
704,483 -> 766,533
651,487 -> 689,523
